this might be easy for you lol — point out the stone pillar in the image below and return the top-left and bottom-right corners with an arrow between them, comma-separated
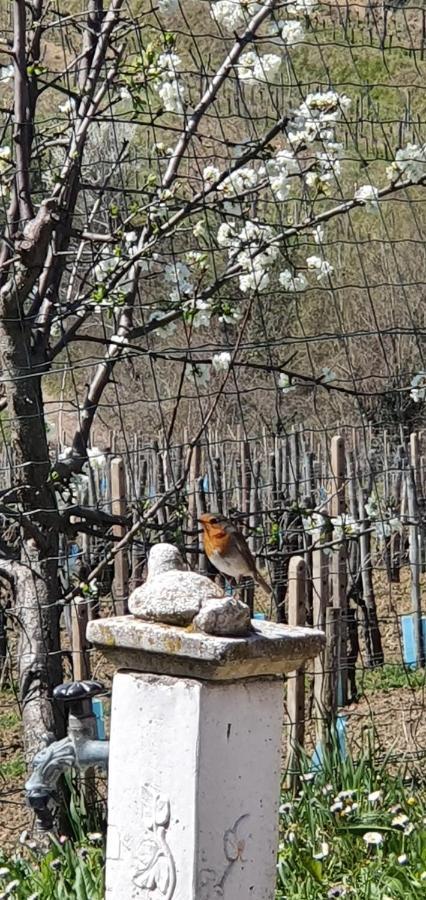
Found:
88,617 -> 324,900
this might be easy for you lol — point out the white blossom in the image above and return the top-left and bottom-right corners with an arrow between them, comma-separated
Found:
217,222 -> 236,248
239,266 -> 270,293
184,297 -> 212,328
218,304 -> 243,324
306,255 -> 334,282
219,166 -> 259,197
210,0 -> 247,29
392,813 -> 413,834
330,799 -> 343,813
367,790 -> 383,805
363,832 -> 383,846
387,143 -> 426,184
212,351 -> 231,373
260,150 -> 299,200
278,373 -> 296,394
219,220 -> 278,293
289,91 -> 351,145
157,52 -> 182,73
305,90 -> 351,116
156,53 -> 186,113
279,20 -> 304,45
203,164 -> 221,184
210,1 -> 262,30
302,512 -> 328,540
4,881 -> 20,896
185,250 -> 207,269
332,514 -> 360,537
279,269 -> 308,291
313,841 -> 330,860
157,79 -> 185,113
316,149 -> 341,180
237,51 -> 282,84
355,184 -> 379,211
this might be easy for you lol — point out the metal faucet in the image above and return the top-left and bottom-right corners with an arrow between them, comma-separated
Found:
25,680 -> 109,831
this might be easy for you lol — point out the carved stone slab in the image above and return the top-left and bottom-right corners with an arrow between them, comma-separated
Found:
87,616 -> 325,681
105,672 -> 285,899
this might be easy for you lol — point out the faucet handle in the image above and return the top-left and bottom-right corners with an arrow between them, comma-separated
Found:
53,680 -> 106,704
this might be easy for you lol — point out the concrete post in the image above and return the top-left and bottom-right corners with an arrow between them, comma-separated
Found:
88,616 -> 324,900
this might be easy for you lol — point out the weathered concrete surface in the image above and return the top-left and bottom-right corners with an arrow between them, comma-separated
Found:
106,672 -> 284,900
87,616 -> 325,681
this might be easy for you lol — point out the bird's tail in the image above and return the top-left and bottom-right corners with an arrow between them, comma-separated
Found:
254,569 -> 272,596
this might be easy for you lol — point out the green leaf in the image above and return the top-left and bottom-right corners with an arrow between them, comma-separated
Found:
301,853 -> 323,884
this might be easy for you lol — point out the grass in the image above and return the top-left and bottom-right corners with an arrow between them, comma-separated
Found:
0,710 -> 20,732
1,742 -> 425,899
0,834 -> 104,900
358,664 -> 426,695
0,756 -> 26,781
276,742 -> 426,899
0,776 -> 106,900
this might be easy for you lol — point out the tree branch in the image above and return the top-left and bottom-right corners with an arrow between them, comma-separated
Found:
12,0 -> 34,224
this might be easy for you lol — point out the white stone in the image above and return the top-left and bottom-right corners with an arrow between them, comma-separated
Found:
106,671 -> 284,900
127,542 -> 253,636
193,596 -> 251,636
128,569 -> 223,624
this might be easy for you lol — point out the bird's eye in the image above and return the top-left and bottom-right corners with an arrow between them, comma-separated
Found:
209,517 -> 218,524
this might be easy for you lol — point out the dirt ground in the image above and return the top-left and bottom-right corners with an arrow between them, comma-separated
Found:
1,566 -> 425,849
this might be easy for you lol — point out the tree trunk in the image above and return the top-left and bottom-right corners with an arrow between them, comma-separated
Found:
0,311 -> 64,760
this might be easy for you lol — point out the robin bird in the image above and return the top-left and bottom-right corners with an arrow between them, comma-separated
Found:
199,512 -> 272,595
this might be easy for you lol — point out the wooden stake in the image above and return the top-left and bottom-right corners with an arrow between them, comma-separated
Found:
330,435 -> 345,517
188,443 -> 201,567
71,597 -> 90,681
358,487 -> 384,668
406,466 -> 425,668
313,549 -> 330,749
286,556 -> 306,791
111,456 -> 129,615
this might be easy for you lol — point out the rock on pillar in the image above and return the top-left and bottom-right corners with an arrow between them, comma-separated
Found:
87,617 -> 325,900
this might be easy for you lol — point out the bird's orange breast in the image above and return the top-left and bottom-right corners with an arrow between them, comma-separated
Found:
202,525 -> 231,559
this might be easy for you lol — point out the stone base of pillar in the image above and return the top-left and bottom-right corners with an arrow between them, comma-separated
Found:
88,616 -> 325,900
106,672 -> 283,900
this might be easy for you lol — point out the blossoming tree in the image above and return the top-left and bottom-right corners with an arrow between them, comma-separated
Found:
0,0 -> 425,757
